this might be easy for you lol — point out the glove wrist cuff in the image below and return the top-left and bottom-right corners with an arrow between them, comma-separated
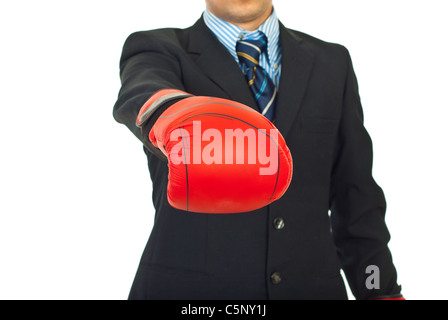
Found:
136,89 -> 193,127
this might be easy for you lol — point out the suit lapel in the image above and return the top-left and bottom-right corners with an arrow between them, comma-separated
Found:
275,23 -> 315,137
186,17 -> 258,109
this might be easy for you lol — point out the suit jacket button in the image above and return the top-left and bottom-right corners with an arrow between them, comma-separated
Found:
271,272 -> 282,284
273,217 -> 285,230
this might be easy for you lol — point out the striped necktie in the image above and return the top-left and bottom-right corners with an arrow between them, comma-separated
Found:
236,38 -> 277,121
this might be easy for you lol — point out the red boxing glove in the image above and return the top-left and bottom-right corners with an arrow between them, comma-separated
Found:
137,89 -> 293,214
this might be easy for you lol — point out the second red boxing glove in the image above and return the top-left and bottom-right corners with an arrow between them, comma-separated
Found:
137,89 -> 293,214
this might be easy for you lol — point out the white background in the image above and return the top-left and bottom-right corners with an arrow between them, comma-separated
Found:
0,0 -> 447,300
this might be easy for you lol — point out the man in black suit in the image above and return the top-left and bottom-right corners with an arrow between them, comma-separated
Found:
113,0 -> 403,300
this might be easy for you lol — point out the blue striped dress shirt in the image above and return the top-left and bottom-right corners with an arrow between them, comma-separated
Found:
203,9 -> 282,89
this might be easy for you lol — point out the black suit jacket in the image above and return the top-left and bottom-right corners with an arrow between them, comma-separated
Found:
113,16 -> 402,300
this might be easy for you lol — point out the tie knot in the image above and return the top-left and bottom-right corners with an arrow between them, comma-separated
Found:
236,39 -> 267,67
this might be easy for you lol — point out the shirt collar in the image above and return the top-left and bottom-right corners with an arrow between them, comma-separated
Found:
203,8 -> 280,65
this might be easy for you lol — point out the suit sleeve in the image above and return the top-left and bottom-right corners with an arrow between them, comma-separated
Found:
329,48 -> 402,300
113,31 -> 186,157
